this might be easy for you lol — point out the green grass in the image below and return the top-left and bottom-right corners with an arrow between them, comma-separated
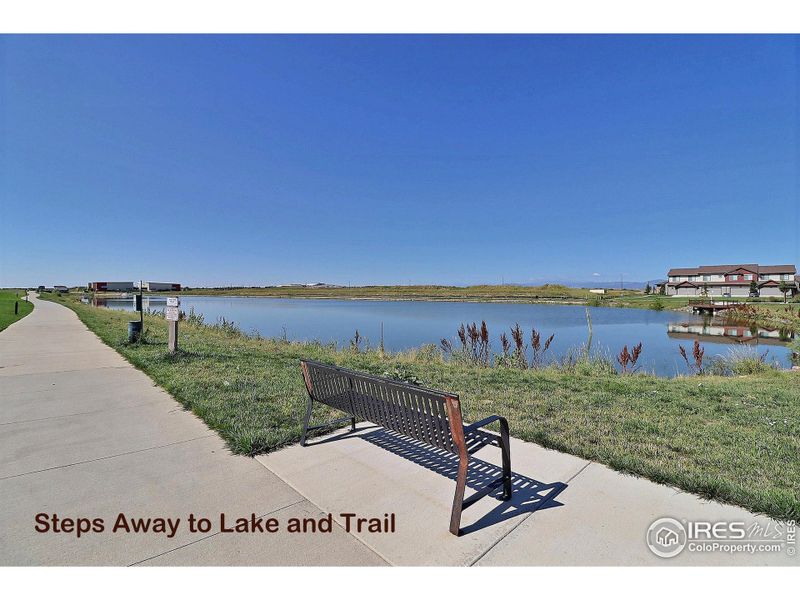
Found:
0,289 -> 33,331
43,293 -> 800,521
607,294 -> 693,310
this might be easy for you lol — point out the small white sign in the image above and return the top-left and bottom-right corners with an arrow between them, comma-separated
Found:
166,297 -> 180,307
165,306 -> 180,321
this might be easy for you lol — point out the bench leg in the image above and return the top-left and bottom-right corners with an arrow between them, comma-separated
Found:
499,418 -> 512,500
300,396 -> 357,446
449,455 -> 468,536
300,396 -> 314,447
500,419 -> 511,500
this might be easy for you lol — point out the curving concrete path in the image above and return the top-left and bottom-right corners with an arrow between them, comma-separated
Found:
1,295 -> 796,566
0,295 -> 384,565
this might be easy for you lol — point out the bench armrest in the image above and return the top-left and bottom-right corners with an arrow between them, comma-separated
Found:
463,415 -> 508,434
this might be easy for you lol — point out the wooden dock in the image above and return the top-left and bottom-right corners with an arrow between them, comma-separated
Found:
689,302 -> 740,315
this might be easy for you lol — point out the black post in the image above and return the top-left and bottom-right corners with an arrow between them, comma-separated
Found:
15,301 -> 19,315
139,280 -> 144,326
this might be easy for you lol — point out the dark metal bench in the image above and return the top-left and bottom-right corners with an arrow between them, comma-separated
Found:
299,359 -> 512,536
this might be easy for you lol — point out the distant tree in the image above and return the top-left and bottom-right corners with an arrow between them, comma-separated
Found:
779,281 -> 791,303
749,280 -> 759,297
644,283 -> 651,295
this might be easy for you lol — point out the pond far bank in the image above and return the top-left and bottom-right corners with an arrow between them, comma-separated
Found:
90,283 -> 639,304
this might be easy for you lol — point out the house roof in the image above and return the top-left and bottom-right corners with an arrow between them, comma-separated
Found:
701,264 -> 759,274
759,264 -> 798,274
674,281 -> 698,288
668,267 -> 701,276
759,279 -> 799,289
669,281 -> 757,287
668,264 -> 796,277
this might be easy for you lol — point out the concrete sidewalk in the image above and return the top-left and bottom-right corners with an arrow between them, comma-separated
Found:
0,296 -> 384,566
259,426 -> 798,566
1,296 -> 796,566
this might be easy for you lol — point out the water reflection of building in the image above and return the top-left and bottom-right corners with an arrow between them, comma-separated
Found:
667,322 -> 794,346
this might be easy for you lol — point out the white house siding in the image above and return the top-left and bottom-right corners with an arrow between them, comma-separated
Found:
699,285 -> 749,297
759,287 -> 782,297
730,287 -> 750,297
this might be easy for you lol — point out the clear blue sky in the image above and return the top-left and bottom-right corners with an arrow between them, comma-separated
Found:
1,35 -> 798,287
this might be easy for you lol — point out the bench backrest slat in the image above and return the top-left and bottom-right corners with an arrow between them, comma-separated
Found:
301,360 -> 461,454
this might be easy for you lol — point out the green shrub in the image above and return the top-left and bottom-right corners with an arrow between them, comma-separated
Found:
588,294 -> 604,307
555,346 -> 616,376
709,347 -> 778,376
382,366 -> 421,385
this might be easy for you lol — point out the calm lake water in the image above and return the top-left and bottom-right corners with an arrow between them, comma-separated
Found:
94,296 -> 795,377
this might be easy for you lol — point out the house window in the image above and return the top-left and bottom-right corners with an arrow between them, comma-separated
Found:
744,274 -> 753,281
702,275 -> 711,282
781,274 -> 791,281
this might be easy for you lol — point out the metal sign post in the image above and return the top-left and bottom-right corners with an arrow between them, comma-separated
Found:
137,280 -> 144,326
166,296 -> 180,352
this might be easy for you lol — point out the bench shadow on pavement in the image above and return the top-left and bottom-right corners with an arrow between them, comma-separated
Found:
306,425 -> 568,535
